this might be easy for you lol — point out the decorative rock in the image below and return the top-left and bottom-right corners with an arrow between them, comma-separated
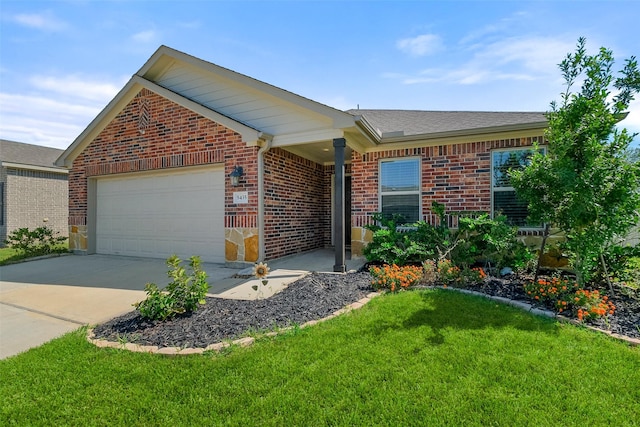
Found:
205,342 -> 230,352
124,343 -> 145,352
500,267 -> 513,276
232,337 -> 255,347
157,347 -> 182,355
301,319 -> 319,328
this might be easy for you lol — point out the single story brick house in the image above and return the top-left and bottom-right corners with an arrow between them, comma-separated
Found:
56,46 -> 547,270
1,139 -> 68,245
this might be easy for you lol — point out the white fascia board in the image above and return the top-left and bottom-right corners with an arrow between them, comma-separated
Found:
2,162 -> 69,174
368,127 -> 548,153
379,122 -> 548,145
272,129 -> 345,147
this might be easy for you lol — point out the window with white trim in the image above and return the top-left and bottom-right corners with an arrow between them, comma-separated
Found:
380,158 -> 420,224
491,148 -> 544,227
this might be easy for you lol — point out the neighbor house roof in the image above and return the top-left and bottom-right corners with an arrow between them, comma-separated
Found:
1,140 -> 67,173
347,109 -> 547,140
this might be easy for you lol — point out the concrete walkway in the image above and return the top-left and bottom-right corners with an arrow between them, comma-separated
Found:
0,250 -> 365,359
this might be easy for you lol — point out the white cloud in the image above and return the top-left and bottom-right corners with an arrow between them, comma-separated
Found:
459,11 -> 529,45
396,34 -> 443,57
0,93 -> 100,149
11,12 -> 67,31
29,75 -> 123,102
389,36 -> 573,86
621,98 -> 640,142
132,30 -> 158,43
0,74 -> 126,149
472,36 -> 573,75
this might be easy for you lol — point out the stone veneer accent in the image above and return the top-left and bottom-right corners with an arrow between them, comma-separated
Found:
349,136 -> 545,256
225,228 -> 259,263
68,89 -> 260,263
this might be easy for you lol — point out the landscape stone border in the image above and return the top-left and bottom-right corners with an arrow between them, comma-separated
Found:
86,292 -> 382,356
436,286 -> 640,347
86,286 -> 639,355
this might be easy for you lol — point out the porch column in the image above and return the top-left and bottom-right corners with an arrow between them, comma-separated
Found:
333,137 -> 346,273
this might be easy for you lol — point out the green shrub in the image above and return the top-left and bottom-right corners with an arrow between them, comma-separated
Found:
4,226 -> 67,257
422,259 -> 487,287
595,244 -> 640,289
363,214 -> 435,265
363,202 -> 529,271
134,255 -> 209,321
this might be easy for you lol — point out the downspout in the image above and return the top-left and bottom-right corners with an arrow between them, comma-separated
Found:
257,134 -> 273,262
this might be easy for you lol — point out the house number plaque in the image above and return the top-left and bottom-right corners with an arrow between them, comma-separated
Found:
233,191 -> 248,204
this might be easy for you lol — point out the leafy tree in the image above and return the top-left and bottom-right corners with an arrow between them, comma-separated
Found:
510,37 -> 640,285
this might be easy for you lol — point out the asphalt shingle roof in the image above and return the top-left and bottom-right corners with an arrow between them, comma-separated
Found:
0,139 -> 65,169
347,109 -> 547,137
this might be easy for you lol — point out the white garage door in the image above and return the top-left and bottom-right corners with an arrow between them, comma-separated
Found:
96,167 -> 225,263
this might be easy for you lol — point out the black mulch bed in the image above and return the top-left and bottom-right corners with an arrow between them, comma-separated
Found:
93,270 -> 640,349
92,271 -> 374,349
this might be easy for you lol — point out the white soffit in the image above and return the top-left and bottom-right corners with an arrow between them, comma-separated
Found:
142,47 -> 356,140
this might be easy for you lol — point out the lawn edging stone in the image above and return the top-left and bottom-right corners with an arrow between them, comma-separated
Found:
435,286 -> 640,347
86,291 -> 383,356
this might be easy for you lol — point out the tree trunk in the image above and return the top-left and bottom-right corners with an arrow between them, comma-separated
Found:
600,253 -> 615,296
533,224 -> 550,285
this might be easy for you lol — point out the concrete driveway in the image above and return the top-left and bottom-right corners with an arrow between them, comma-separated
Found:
0,250 -> 365,360
0,254 -> 242,359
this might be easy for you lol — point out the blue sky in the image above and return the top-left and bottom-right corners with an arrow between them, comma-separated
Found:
1,0 -> 639,150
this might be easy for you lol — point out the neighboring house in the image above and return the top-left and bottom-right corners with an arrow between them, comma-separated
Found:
1,140 -> 68,245
56,46 -> 547,269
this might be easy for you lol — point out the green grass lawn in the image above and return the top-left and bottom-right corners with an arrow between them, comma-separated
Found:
0,246 -> 20,264
1,290 -> 639,426
0,244 -> 68,265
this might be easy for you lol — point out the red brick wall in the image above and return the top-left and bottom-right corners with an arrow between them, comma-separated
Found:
321,163 -> 352,245
69,88 -> 258,228
263,148 -> 326,259
351,137 -> 544,227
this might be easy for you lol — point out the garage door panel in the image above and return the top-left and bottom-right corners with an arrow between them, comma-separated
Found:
96,168 -> 224,263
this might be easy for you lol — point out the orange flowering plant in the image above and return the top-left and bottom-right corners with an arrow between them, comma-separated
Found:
573,289 -> 616,321
370,264 -> 423,292
523,278 -> 615,321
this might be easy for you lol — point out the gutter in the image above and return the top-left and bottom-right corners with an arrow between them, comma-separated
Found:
1,162 -> 69,174
379,121 -> 549,144
257,133 -> 273,261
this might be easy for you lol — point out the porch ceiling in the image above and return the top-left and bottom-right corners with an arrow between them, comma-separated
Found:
282,140 -> 353,165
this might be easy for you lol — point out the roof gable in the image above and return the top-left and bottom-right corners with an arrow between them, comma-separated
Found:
57,46 -> 358,167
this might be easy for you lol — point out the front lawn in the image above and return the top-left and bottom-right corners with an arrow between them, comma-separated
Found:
0,246 -> 20,264
1,290 -> 639,426
0,244 -> 68,265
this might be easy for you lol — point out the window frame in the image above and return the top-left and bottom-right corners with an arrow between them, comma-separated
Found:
490,147 -> 545,230
378,157 -> 421,225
